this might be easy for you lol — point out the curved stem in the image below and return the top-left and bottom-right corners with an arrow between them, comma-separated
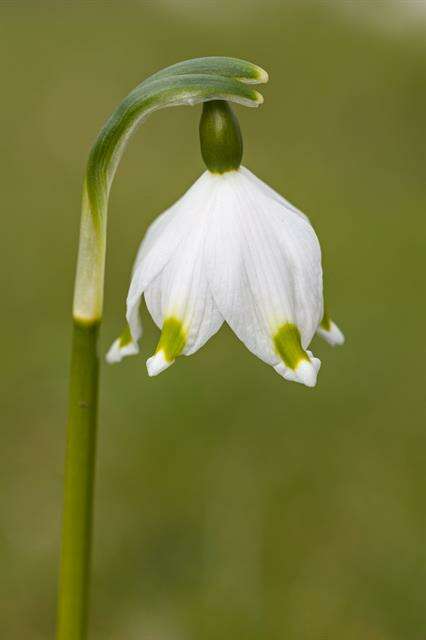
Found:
75,63 -> 267,323
57,57 -> 267,640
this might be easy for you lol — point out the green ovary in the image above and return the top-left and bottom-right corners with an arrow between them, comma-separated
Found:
273,323 -> 309,370
157,317 -> 187,362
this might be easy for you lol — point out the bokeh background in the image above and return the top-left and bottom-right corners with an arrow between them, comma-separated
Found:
1,1 -> 426,638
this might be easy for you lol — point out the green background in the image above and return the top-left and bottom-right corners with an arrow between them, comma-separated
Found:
1,1 -> 425,638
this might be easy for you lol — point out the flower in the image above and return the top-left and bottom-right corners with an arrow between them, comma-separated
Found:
106,164 -> 344,387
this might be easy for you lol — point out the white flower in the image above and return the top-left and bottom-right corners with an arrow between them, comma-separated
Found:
107,166 -> 344,387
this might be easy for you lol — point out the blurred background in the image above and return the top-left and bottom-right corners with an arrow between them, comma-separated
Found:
1,1 -> 425,638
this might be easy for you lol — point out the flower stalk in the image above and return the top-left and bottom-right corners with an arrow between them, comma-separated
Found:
57,57 -> 267,640
57,320 -> 99,640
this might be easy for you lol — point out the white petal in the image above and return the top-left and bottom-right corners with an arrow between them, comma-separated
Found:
144,173 -> 224,371
274,351 -> 321,387
106,336 -> 139,364
126,171 -> 217,343
205,168 -> 323,369
317,320 -> 345,346
239,166 -> 309,221
146,350 -> 172,376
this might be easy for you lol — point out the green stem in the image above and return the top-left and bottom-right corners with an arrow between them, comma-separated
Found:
57,320 -> 99,640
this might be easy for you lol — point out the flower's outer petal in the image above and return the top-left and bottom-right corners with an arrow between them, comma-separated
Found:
316,311 -> 345,346
106,171 -> 217,363
146,317 -> 187,375
106,325 -> 139,363
205,169 -> 323,387
125,171 -> 217,344
238,168 -> 324,343
273,326 -> 321,387
274,350 -> 321,387
106,212 -> 169,364
239,166 -> 309,221
146,349 -> 171,376
145,177 -> 223,375
132,187 -> 189,275
132,210 -> 176,275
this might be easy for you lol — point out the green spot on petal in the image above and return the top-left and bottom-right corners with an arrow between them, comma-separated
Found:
118,325 -> 132,347
156,317 -> 186,362
273,323 -> 309,370
320,310 -> 332,332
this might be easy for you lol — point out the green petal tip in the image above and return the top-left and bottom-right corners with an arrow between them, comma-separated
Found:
250,66 -> 269,84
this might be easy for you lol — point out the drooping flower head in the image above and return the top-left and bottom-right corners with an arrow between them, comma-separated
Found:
107,95 -> 344,387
